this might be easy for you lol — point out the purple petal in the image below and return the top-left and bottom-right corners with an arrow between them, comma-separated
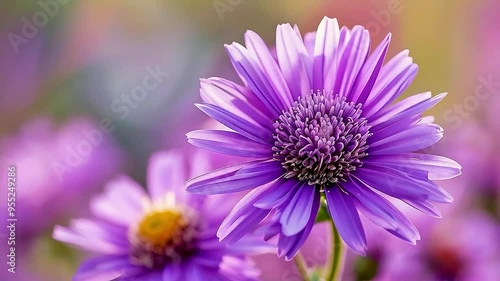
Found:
200,78 -> 273,128
186,161 -> 282,195
74,255 -> 146,281
330,27 -> 352,93
369,124 -> 444,154
277,197 -> 319,260
227,235 -> 276,255
280,183 -> 319,236
162,263 -> 181,281
325,187 -> 367,255
130,271 -> 163,281
277,222 -> 316,261
147,150 -> 186,201
262,219 -> 282,241
336,26 -> 370,99
196,103 -> 272,144
244,30 -> 294,108
217,183 -> 274,237
220,256 -> 261,281
365,154 -> 462,180
90,176 -> 145,225
276,23 -> 312,99
200,193 -> 242,225
303,32 -> 316,59
190,250 -> 223,267
363,50 -> 418,117
403,198 -> 442,218
187,130 -> 271,158
196,237 -> 227,252
218,186 -> 273,244
387,92 -> 445,120
369,91 -> 431,126
370,92 -> 446,128
354,166 -> 453,203
293,24 -> 301,38
343,177 -> 420,244
225,43 -> 287,115
350,33 -> 391,104
253,178 -> 301,209
53,221 -> 128,255
182,262 -> 212,281
313,17 -> 340,91
369,113 -> 422,143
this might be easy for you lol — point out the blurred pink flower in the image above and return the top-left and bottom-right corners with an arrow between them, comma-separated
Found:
344,209 -> 500,281
53,150 -> 269,281
435,120 -> 496,191
380,212 -> 499,281
0,117 -> 123,238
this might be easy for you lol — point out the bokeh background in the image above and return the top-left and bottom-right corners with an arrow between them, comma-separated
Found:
0,0 -> 499,280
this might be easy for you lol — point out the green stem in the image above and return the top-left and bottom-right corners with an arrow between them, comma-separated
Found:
293,251 -> 310,281
326,220 -> 345,281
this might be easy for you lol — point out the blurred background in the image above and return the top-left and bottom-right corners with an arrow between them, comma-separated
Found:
0,0 -> 498,280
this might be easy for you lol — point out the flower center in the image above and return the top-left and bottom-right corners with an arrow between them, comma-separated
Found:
129,208 -> 197,268
272,91 -> 372,186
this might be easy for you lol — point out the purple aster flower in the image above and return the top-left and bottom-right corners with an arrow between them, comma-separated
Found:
186,17 -> 461,259
53,151 -> 268,281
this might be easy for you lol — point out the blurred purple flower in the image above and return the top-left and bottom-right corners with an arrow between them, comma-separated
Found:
186,16 -> 461,259
0,117 -> 122,281
436,120 -> 496,193
368,212 -> 500,281
0,117 -> 122,238
54,151 -> 270,281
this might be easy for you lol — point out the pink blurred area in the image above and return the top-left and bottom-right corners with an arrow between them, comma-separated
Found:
0,116 -> 123,280
0,117 -> 123,231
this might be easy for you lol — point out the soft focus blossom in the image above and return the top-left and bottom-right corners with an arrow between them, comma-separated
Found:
437,120 -> 494,189
0,117 -> 122,238
359,212 -> 500,281
54,151 -> 269,280
0,117 -> 122,280
186,16 -> 461,259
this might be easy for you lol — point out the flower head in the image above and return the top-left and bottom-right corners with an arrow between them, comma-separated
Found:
54,151 -> 267,281
186,17 -> 461,259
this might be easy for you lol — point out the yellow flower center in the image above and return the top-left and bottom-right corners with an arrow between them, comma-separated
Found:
136,209 -> 187,251
129,197 -> 198,269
